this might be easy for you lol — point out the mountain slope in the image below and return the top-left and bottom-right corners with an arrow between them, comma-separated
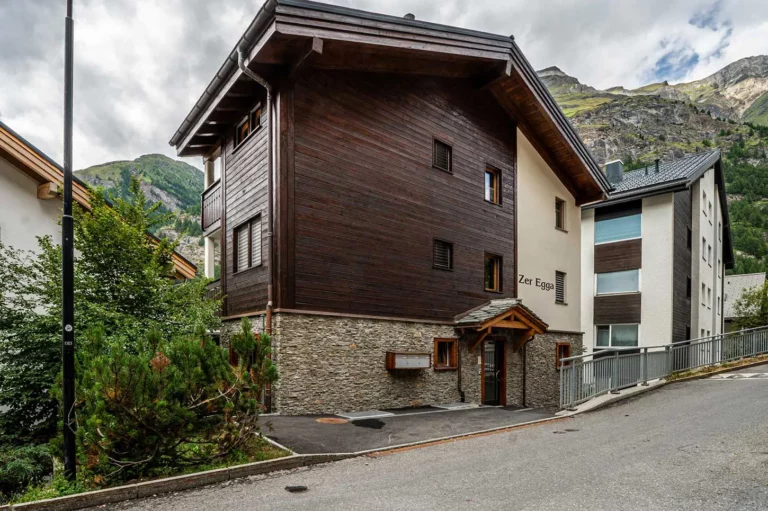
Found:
76,154 -> 203,214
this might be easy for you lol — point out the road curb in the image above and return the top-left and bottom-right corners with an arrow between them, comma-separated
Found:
666,356 -> 768,384
1,414 -> 572,510
568,382 -> 668,415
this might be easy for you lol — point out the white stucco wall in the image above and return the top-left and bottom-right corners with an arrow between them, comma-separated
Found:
580,208 -> 596,352
516,129 -> 582,333
692,167 -> 722,338
0,156 -> 61,252
639,194 -> 675,346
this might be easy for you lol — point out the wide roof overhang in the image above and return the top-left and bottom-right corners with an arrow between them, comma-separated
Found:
169,0 -> 609,204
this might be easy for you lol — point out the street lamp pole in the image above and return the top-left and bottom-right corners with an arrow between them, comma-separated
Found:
62,0 -> 77,481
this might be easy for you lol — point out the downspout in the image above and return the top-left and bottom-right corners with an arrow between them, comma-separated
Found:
237,47 -> 274,337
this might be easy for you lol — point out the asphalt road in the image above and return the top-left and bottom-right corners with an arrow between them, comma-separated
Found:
104,364 -> 768,511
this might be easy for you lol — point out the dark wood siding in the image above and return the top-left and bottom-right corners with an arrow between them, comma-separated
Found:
672,189 -> 693,342
594,239 -> 642,273
222,102 -> 270,316
594,200 -> 642,221
291,71 -> 517,320
594,294 -> 641,325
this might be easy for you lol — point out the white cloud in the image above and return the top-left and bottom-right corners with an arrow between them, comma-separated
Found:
0,0 -> 766,170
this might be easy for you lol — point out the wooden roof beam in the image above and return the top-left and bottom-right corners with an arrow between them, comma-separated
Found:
290,37 -> 323,77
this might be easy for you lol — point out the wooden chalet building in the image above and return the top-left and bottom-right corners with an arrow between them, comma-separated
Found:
171,0 -> 610,414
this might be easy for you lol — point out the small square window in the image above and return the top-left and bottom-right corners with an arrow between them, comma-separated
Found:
236,118 -> 250,147
556,342 -> 572,370
555,198 -> 566,230
433,139 -> 452,173
555,271 -> 566,304
485,167 -> 501,204
434,338 -> 457,370
484,253 -> 502,292
433,239 -> 453,270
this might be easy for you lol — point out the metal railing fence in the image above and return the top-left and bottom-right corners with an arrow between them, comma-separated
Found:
559,326 -> 768,409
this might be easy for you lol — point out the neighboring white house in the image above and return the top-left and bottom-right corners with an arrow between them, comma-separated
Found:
723,273 -> 767,332
0,120 -> 196,279
581,151 -> 733,352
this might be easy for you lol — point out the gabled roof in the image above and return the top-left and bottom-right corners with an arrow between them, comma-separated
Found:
168,0 -> 610,204
724,273 -> 766,320
608,150 -> 721,196
0,120 -> 197,280
455,298 -> 548,332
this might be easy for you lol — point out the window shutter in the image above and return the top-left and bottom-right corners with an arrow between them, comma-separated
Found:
433,140 -> 451,172
555,271 -> 566,304
251,217 -> 262,267
236,224 -> 249,271
433,240 -> 452,269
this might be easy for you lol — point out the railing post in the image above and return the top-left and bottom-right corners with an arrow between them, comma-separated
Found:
641,347 -> 649,386
665,345 -> 672,378
568,360 -> 577,411
611,350 -> 620,394
752,332 -> 757,357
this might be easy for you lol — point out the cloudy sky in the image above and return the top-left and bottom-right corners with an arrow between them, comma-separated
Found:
1,0 -> 766,171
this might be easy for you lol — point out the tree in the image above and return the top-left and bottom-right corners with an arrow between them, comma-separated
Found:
733,281 -> 768,330
0,178 -> 220,445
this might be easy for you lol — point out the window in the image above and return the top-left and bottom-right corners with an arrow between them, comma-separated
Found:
718,296 -> 721,314
718,222 -> 722,241
484,253 -> 502,292
485,167 -> 501,204
555,271 -> 566,304
433,239 -> 453,270
718,259 -> 721,277
555,342 -> 571,370
596,324 -> 638,348
701,329 -> 705,338
595,214 -> 641,244
707,287 -> 712,308
434,338 -> 457,370
433,139 -> 452,173
708,245 -> 712,265
555,198 -> 566,230
233,216 -> 262,273
686,276 -> 691,299
235,105 -> 262,148
702,237 -> 707,261
701,283 -> 706,306
685,326 -> 691,340
708,201 -> 713,220
596,269 -> 640,295
702,191 -> 707,215
687,227 -> 692,250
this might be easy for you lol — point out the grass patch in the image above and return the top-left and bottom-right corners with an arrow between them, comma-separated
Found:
666,354 -> 768,381
8,436 -> 288,505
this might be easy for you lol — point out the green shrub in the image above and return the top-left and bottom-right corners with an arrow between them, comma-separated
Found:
0,444 -> 53,503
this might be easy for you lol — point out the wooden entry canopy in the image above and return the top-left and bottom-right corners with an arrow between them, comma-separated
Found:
455,299 -> 548,353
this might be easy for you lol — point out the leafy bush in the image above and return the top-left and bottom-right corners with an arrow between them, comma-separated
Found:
0,444 -> 53,503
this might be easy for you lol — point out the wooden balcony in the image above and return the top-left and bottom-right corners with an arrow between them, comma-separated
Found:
201,180 -> 222,234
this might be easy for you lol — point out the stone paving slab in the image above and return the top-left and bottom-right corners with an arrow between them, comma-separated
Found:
263,406 -> 553,454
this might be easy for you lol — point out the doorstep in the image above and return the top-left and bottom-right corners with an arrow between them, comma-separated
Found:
263,405 -> 554,454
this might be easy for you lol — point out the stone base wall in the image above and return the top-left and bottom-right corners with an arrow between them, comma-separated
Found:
524,331 -> 583,410
271,313 -> 459,415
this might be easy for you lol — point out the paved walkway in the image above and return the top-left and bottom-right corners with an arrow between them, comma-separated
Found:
103,363 -> 768,510
264,405 -> 554,454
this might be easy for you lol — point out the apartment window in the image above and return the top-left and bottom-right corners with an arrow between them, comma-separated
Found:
555,342 -> 571,370
685,326 -> 691,340
701,237 -> 707,261
233,216 -> 262,273
708,201 -> 713,221
718,296 -> 721,314
555,271 -> 566,304
708,245 -> 712,266
718,222 -> 722,241
596,269 -> 639,295
701,283 -> 706,306
555,198 -> 566,230
686,276 -> 692,299
702,191 -> 707,215
595,213 -> 641,244
596,324 -> 639,348
687,227 -> 692,250
235,105 -> 262,148
718,259 -> 721,277
433,139 -> 452,173
707,286 -> 712,309
433,239 -> 453,270
434,338 -> 457,370
484,253 -> 502,292
485,167 -> 501,204
701,329 -> 705,338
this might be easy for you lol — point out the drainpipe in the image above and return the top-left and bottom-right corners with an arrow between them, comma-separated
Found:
237,47 -> 274,336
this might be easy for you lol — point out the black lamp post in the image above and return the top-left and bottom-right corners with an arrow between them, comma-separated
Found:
62,0 -> 77,481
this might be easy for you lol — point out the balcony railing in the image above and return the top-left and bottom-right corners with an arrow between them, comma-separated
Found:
201,180 -> 222,232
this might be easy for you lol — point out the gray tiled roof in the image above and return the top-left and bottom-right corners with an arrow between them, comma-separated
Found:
455,298 -> 548,328
610,150 -> 721,195
724,273 -> 766,319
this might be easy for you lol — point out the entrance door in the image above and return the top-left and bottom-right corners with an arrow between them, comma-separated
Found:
483,340 -> 505,405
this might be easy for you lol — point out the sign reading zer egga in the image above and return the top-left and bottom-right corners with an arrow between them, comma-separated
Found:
518,274 -> 554,292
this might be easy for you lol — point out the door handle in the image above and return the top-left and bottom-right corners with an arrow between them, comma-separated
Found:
495,370 -> 501,381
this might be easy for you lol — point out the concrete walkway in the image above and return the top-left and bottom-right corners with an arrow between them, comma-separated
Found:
264,405 -> 554,454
